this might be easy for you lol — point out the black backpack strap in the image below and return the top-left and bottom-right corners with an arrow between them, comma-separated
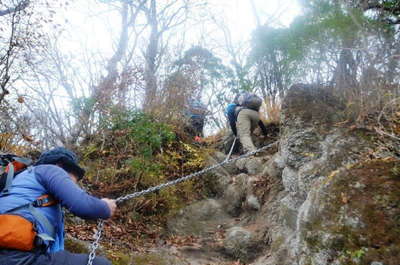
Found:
32,194 -> 57,207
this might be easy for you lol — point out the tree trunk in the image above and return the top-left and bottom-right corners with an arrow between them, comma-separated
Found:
143,0 -> 159,113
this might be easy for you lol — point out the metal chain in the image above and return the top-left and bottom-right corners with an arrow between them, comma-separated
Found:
87,142 -> 276,264
87,220 -> 104,265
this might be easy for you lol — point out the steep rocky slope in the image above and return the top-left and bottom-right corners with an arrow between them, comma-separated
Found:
66,84 -> 399,265
163,84 -> 399,265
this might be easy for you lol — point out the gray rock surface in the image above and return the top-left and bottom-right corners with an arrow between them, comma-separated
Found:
236,157 -> 263,175
245,194 -> 261,211
249,84 -> 392,265
207,151 -> 239,176
165,85 -> 398,265
221,182 -> 246,216
167,199 -> 230,236
223,227 -> 260,262
244,157 -> 263,175
261,153 -> 284,179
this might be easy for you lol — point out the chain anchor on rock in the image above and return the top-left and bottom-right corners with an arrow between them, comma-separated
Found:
86,142 -> 276,265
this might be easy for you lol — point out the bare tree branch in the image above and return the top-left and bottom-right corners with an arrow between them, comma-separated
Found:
0,0 -> 30,17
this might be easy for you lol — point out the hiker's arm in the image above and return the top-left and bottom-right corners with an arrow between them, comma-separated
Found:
229,118 -> 237,136
258,120 -> 268,136
35,165 -> 111,220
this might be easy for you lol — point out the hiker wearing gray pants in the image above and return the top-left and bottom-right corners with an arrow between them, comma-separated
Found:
237,108 -> 267,152
226,96 -> 268,154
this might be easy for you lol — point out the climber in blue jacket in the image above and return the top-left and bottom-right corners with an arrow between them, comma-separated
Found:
0,147 -> 116,265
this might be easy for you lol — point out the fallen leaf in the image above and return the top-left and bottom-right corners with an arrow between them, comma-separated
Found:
341,192 -> 349,204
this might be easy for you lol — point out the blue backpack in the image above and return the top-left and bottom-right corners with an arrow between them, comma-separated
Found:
0,155 -> 60,252
0,154 -> 31,193
226,103 -> 239,124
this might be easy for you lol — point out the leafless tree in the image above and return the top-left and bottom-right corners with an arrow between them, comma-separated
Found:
0,0 -> 29,17
138,0 -> 203,112
0,0 -> 57,105
0,1 -> 28,104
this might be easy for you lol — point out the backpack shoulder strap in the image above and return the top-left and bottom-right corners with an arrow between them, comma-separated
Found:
2,163 -> 15,195
5,202 -> 56,242
27,203 -> 56,242
234,106 -> 244,120
1,156 -> 32,195
1,165 -> 56,243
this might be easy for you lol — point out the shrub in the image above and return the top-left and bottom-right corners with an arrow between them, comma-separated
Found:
79,109 -> 211,226
112,111 -> 176,158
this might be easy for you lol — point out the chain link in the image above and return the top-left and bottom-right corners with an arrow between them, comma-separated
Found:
87,220 -> 104,265
87,142 -> 276,264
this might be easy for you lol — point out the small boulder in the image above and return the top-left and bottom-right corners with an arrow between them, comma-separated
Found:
210,173 -> 232,196
207,151 -> 239,176
223,227 -> 261,263
262,153 -> 284,180
245,194 -> 261,211
167,199 -> 229,236
245,157 -> 263,174
235,158 -> 247,171
236,157 -> 263,175
221,174 -> 249,216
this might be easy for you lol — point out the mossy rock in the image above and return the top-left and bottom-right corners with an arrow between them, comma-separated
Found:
65,236 -> 129,265
64,237 -> 90,254
281,84 -> 346,130
132,253 -> 167,265
131,252 -> 188,265
300,158 -> 400,265
108,251 -> 131,265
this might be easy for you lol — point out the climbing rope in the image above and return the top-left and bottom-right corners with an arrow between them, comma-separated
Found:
87,141 -> 276,265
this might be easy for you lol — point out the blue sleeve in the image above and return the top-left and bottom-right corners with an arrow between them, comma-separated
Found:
226,105 -> 238,136
229,117 -> 237,136
35,165 -> 111,220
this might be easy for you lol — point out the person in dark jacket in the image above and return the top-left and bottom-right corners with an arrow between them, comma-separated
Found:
184,99 -> 207,138
0,147 -> 116,265
226,102 -> 268,153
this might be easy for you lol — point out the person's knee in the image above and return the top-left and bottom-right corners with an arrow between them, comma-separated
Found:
52,251 -> 112,265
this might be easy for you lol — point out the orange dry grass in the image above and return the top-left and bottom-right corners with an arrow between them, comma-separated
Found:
0,133 -> 29,155
148,71 -> 200,124
260,97 -> 281,124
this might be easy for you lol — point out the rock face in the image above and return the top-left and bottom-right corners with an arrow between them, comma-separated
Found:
166,84 -> 399,265
253,84 -> 399,265
297,159 -> 400,265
